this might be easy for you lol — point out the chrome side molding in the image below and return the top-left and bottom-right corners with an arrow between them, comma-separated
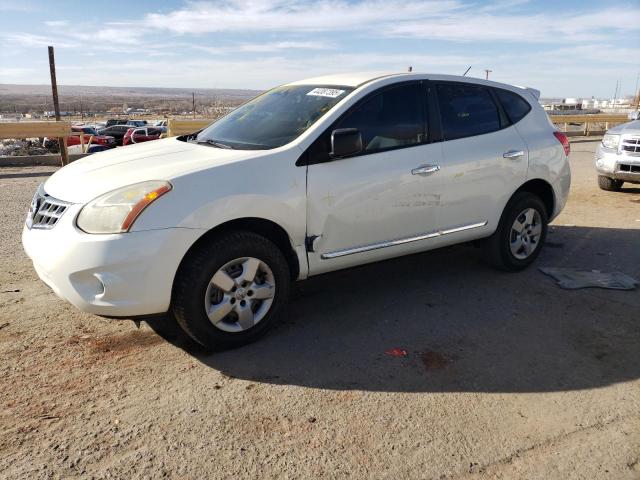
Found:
321,221 -> 488,259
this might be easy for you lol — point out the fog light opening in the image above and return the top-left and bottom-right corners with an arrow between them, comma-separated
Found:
92,274 -> 106,298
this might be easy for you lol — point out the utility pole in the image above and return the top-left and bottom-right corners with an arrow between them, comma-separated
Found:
48,46 -> 68,166
484,69 -> 492,80
192,92 -> 196,119
634,72 -> 640,112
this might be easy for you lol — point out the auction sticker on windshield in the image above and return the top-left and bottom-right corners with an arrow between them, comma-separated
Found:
307,88 -> 345,98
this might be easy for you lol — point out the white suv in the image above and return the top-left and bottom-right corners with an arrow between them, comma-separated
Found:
595,119 -> 640,191
22,72 -> 571,349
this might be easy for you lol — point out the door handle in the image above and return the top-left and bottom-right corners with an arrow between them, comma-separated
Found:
503,150 -> 525,159
412,165 -> 440,176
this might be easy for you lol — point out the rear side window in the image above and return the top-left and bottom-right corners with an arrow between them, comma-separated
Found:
495,89 -> 531,124
436,83 -> 500,140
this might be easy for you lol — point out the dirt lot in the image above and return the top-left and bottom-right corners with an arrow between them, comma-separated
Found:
1,139 -> 638,479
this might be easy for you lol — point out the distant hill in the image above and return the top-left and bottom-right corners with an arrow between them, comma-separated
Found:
0,84 -> 260,100
0,84 -> 262,114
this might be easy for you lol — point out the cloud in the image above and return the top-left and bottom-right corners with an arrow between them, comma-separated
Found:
0,67 -> 34,76
1,0 -> 638,98
66,28 -> 146,45
389,7 -> 640,43
45,20 -> 69,27
191,40 -> 335,55
0,0 -> 34,11
4,33 -> 75,48
144,0 -> 462,34
45,44 -> 639,98
141,0 -> 640,44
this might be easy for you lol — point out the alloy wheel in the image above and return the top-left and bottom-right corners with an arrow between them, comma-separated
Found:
204,257 -> 276,332
509,208 -> 543,260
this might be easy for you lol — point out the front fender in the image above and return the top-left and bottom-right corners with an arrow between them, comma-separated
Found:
130,152 -> 307,248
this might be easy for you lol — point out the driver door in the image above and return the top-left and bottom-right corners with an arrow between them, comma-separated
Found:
305,81 -> 445,275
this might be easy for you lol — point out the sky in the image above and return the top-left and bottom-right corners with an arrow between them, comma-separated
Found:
0,0 -> 639,98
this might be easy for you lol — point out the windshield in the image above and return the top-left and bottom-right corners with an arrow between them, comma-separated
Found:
195,85 -> 354,150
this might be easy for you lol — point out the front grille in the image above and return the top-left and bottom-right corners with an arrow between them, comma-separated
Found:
618,163 -> 640,173
621,136 -> 640,155
26,187 -> 71,230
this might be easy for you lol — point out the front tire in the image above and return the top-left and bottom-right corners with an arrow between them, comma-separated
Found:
172,231 -> 290,350
483,192 -> 548,271
598,176 -> 623,191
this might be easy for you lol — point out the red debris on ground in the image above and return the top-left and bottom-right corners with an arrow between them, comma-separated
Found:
384,348 -> 408,357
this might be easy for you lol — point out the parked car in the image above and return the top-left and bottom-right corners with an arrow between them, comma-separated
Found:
595,119 -> 640,191
68,126 -> 116,148
22,72 -> 570,350
127,120 -> 147,127
97,124 -> 131,146
105,119 -> 129,127
67,144 -> 113,154
122,127 -> 165,146
154,120 -> 168,127
43,126 -> 116,150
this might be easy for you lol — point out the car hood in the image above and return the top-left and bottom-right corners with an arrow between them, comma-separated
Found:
607,119 -> 640,135
44,137 -> 262,203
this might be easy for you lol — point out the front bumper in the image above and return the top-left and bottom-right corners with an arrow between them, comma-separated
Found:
595,144 -> 640,184
22,203 -> 205,316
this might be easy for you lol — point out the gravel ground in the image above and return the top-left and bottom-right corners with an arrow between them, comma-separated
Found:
0,140 -> 639,479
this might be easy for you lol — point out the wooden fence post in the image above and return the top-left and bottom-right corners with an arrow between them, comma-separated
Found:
48,46 -> 68,166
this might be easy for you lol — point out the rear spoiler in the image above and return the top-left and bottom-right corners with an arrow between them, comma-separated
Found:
515,85 -> 540,100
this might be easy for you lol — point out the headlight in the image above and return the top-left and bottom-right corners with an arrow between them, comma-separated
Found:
76,180 -> 172,234
602,134 -> 620,150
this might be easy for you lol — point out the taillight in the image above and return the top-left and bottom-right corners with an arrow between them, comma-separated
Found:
553,131 -> 570,156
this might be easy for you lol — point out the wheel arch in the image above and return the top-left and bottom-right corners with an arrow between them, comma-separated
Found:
513,178 -> 555,218
176,217 -> 301,283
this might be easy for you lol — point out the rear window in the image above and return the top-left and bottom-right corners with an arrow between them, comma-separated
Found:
495,89 -> 531,124
436,83 -> 501,140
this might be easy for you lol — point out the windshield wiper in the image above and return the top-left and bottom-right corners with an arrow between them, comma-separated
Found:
197,139 -> 233,149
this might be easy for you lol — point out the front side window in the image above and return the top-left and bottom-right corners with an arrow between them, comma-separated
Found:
335,83 -> 425,152
306,82 -> 426,164
196,85 -> 354,150
436,83 -> 501,140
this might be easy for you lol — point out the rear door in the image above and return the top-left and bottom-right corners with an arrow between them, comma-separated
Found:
305,81 -> 445,275
433,82 -> 528,241
132,128 -> 149,143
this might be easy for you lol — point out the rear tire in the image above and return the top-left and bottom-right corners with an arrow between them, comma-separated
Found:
172,231 -> 290,350
483,192 -> 548,271
598,176 -> 623,191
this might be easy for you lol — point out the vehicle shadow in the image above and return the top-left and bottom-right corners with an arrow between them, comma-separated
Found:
147,225 -> 639,393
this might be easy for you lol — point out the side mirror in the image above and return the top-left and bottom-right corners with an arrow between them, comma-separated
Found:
330,128 -> 362,158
